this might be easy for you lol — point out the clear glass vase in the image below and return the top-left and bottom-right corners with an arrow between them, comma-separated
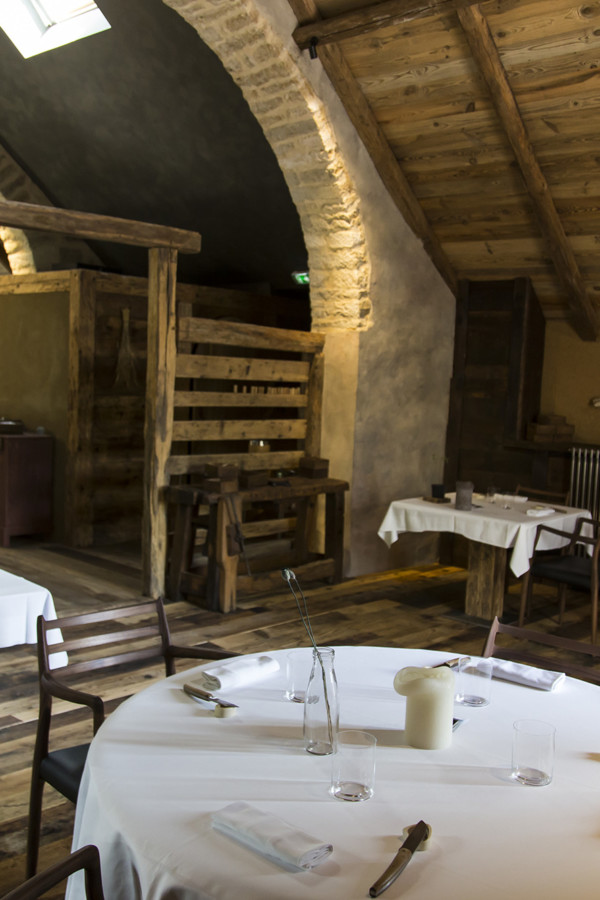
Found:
303,647 -> 339,755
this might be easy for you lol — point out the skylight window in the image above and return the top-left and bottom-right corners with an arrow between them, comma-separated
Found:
0,0 -> 110,59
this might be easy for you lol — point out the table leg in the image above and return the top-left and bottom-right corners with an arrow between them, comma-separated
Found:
325,490 -> 345,583
215,495 -> 241,614
465,541 -> 508,619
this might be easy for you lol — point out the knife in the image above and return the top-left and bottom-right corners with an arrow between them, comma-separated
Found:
369,820 -> 430,897
183,683 -> 238,708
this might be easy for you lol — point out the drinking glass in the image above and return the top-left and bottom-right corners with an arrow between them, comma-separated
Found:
512,719 -> 555,786
285,648 -> 311,702
455,656 -> 493,707
331,730 -> 376,801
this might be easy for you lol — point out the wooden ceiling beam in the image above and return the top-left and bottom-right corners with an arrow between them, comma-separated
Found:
293,0 -> 479,50
457,4 -> 598,341
288,0 -> 458,295
0,199 -> 202,254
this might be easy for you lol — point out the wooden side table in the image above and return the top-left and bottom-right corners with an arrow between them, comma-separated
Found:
167,476 -> 348,612
0,433 -> 53,546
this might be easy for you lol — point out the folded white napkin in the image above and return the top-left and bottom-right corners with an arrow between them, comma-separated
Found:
196,655 -> 279,692
211,802 -> 333,870
492,658 -> 565,691
526,506 -> 555,517
494,493 -> 527,504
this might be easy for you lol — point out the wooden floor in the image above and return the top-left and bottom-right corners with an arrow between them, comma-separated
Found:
0,539 -> 596,896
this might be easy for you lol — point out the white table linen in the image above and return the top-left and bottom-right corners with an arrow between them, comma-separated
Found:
67,646 -> 600,900
377,495 -> 591,577
0,568 -> 66,667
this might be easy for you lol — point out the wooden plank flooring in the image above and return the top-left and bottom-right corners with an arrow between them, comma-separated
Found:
0,540 -> 597,896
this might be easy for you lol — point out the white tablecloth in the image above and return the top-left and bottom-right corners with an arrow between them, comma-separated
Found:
377,495 -> 591,576
0,568 -> 66,667
67,647 -> 600,900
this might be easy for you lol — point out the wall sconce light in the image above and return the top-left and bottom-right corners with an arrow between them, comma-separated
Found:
589,397 -> 600,408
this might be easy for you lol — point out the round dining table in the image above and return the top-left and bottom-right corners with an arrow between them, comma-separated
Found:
65,646 -> 600,900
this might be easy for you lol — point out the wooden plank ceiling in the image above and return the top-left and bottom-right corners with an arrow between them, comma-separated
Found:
288,0 -> 600,340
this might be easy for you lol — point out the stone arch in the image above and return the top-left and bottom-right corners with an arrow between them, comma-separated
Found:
0,216 -> 36,274
163,0 -> 372,331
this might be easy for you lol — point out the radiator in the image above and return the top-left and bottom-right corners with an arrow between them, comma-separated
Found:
570,447 -> 600,519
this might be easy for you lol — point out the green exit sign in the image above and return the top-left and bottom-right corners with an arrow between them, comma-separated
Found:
292,270 -> 310,285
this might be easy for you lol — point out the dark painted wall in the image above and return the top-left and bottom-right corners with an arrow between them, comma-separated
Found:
0,0 -> 308,294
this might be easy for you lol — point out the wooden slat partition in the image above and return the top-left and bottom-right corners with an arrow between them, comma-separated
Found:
166,316 -> 325,482
156,316 -> 329,602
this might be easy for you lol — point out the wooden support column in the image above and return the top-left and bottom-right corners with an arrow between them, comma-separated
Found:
465,541 -> 507,620
305,348 -> 323,458
142,247 -> 178,598
65,269 -> 95,546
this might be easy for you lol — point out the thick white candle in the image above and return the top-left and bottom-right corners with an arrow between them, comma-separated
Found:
394,666 -> 455,750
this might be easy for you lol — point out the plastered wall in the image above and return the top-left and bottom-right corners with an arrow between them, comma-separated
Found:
541,320 -> 600,446
0,292 -> 69,538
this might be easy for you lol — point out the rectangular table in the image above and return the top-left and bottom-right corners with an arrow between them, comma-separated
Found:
0,568 -> 66,668
378,494 -> 591,619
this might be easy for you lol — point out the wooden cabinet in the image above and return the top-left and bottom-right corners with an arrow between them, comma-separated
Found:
445,278 -> 546,493
0,434 -> 53,546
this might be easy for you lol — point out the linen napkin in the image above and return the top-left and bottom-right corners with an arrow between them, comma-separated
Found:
491,658 -> 565,691
211,801 -> 333,870
493,493 -> 527,504
196,655 -> 279,692
526,506 -> 555,517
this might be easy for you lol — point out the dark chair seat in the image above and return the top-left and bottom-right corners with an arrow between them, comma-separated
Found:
39,744 -> 90,804
519,518 -> 600,643
531,554 -> 595,592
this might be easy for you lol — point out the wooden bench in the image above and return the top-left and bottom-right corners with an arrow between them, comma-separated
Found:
167,475 -> 348,612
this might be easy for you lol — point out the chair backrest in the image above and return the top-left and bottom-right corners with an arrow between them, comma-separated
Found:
482,617 -> 600,685
2,845 -> 104,899
530,517 -> 600,560
515,484 -> 571,505
37,598 -> 175,734
39,598 -> 173,679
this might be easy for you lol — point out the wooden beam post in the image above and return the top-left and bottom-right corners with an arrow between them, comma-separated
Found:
65,270 -> 96,546
457,4 -> 598,341
288,0 -> 458,295
0,198 -> 201,254
142,248 -> 178,598
293,0 -> 479,49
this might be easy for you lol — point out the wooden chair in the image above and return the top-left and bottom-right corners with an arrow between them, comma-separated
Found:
519,518 -> 600,643
27,598 -> 236,878
4,845 -> 104,899
482,617 -> 600,684
515,484 -> 570,506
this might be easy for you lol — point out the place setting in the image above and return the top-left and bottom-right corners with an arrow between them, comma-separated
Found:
159,574 -> 569,899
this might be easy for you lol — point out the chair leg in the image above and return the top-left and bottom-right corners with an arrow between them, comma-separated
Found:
558,584 -> 568,624
592,588 -> 598,644
26,774 -> 44,878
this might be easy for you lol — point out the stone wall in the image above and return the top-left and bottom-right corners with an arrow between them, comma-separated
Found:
164,0 -> 456,575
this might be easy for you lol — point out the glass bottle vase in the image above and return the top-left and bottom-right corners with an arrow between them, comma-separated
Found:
303,646 -> 339,755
